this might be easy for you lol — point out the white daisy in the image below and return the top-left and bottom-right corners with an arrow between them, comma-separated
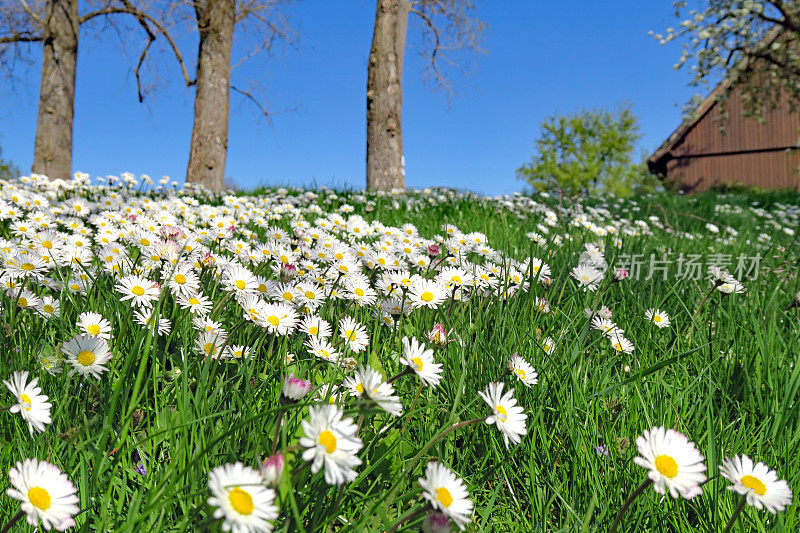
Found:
3,371 -> 52,434
399,336 -> 442,387
61,334 -> 112,379
478,382 -> 527,447
338,316 -> 369,353
207,462 -> 279,533
633,426 -> 707,499
719,454 -> 793,513
116,274 -> 160,308
645,308 -> 671,328
6,458 -> 80,531
77,311 -> 113,340
352,365 -> 402,416
418,462 -> 473,530
507,354 -> 538,387
299,404 -> 363,485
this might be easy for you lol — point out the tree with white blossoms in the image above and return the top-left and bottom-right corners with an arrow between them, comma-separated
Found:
657,0 -> 800,122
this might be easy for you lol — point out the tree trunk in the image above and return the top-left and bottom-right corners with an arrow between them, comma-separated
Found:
32,0 -> 78,181
366,0 -> 410,191
186,0 -> 235,192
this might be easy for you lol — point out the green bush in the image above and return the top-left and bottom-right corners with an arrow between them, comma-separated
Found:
517,105 -> 659,197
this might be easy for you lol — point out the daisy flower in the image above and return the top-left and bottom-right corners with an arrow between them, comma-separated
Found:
399,336 -> 442,387
541,336 -> 556,355
609,332 -> 634,354
61,334 -> 112,379
298,314 -> 332,338
256,303 -> 298,336
207,462 -> 279,533
6,458 -> 80,531
177,292 -> 213,316
35,296 -> 61,320
478,382 -> 527,447
352,365 -> 403,416
77,311 -> 113,340
132,309 -> 172,336
645,308 -> 671,328
196,331 -> 227,359
591,316 -> 619,336
719,454 -> 793,513
299,404 -> 363,485
116,274 -> 160,308
223,345 -> 253,360
571,264 -> 603,291
281,373 -> 312,402
338,316 -> 369,353
633,426 -> 707,499
418,462 -> 473,530
408,278 -> 447,309
507,354 -> 538,387
3,371 -> 52,434
306,337 -> 340,364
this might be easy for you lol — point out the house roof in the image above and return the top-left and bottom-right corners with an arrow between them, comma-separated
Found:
648,26 -> 782,173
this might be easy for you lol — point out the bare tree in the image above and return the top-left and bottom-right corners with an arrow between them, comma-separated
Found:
0,0 -> 185,180
365,0 -> 484,191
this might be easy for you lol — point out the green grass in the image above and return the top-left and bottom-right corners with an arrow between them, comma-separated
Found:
1,185 -> 798,532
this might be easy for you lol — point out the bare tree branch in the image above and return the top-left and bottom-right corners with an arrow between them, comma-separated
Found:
80,3 -> 195,87
230,84 -> 271,122
16,0 -> 43,26
0,32 -> 42,44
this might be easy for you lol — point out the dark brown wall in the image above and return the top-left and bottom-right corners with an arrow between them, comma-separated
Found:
665,89 -> 800,191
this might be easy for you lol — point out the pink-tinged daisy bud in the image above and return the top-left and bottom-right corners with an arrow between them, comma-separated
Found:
261,453 -> 284,487
598,306 -> 613,319
613,267 -> 629,281
280,263 -> 297,282
160,225 -> 185,240
427,244 -> 441,258
422,510 -> 452,533
281,374 -> 312,403
426,324 -> 451,347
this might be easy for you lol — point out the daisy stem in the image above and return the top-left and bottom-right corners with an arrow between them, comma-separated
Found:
387,367 -> 413,384
722,494 -> 748,533
0,510 -> 24,533
0,405 -> 11,412
386,503 -> 430,533
270,411 -> 284,455
399,382 -> 423,439
609,478 -> 652,533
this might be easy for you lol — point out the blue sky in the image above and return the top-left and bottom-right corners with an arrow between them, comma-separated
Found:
0,1 -> 706,195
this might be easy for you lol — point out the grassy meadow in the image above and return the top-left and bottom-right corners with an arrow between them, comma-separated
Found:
0,176 -> 798,532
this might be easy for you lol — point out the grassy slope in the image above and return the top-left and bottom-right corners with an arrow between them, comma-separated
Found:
0,189 -> 798,532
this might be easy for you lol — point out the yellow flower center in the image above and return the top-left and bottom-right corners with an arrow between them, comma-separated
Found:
309,326 -> 319,335
496,404 -> 508,422
42,241 -> 52,249
175,274 -> 186,284
78,350 -> 96,366
204,342 -> 216,355
266,316 -> 280,327
613,343 -> 622,351
18,297 -> 28,307
741,475 -> 767,496
412,357 -> 424,371
21,263 -> 35,271
345,330 -> 356,341
20,393 -> 32,410
87,324 -> 101,336
436,487 -> 453,508
228,487 -> 254,515
654,315 -> 663,323
28,486 -> 51,510
283,292 -> 294,301
452,276 -> 461,284
355,383 -> 364,394
655,455 -> 678,478
189,297 -> 200,305
421,291 -> 434,302
236,280 -> 246,290
516,368 -> 526,378
132,286 -> 145,296
44,304 -> 54,314
355,288 -> 365,297
305,291 -> 315,299
319,430 -> 337,453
